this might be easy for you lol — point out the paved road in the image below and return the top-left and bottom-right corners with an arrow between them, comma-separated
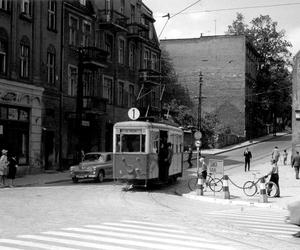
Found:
0,135 -> 299,249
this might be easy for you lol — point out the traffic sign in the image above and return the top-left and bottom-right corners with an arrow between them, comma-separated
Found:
208,159 -> 224,174
128,107 -> 140,120
194,131 -> 202,140
195,140 -> 202,147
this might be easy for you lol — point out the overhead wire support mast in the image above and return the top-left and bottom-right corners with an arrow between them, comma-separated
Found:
197,71 -> 203,132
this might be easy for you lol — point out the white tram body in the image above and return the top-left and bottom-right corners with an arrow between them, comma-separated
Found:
113,121 -> 183,186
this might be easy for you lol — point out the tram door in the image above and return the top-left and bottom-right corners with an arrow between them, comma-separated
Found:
158,130 -> 168,181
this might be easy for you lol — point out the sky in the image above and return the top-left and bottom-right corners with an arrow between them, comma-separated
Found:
143,0 -> 300,56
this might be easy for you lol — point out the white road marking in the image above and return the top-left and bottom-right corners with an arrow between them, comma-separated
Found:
0,238 -> 78,250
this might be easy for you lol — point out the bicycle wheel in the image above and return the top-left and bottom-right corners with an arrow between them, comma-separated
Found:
188,177 -> 198,191
243,181 -> 257,196
266,181 -> 278,197
209,177 -> 223,192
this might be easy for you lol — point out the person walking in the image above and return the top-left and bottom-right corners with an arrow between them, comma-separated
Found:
292,151 -> 300,179
244,147 -> 252,172
0,149 -> 9,187
272,146 -> 280,166
187,146 -> 193,168
7,155 -> 18,187
283,149 -> 288,165
265,159 -> 280,197
198,156 -> 208,191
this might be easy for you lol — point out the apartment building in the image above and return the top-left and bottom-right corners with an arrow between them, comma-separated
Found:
0,0 -> 161,173
161,35 -> 259,140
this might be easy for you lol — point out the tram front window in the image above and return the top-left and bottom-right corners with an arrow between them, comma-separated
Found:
116,134 -> 145,152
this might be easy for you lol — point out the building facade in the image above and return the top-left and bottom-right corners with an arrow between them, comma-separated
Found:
161,35 -> 259,140
0,0 -> 161,173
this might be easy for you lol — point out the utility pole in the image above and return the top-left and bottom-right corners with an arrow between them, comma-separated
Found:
197,71 -> 203,131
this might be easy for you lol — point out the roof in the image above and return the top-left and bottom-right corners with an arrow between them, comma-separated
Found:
114,121 -> 182,132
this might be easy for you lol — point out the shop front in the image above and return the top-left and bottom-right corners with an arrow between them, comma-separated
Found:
0,79 -> 43,175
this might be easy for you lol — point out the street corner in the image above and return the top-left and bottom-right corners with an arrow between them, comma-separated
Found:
182,191 -> 286,209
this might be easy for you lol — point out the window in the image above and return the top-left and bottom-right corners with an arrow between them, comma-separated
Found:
130,4 -> 135,23
105,0 -> 111,14
79,0 -> 86,6
21,0 -> 31,16
0,40 -> 7,75
151,53 -> 159,71
118,38 -> 125,64
69,15 -> 78,46
118,81 -> 124,106
20,44 -> 29,78
120,0 -> 125,14
105,33 -> 113,61
151,90 -> 156,107
48,0 -> 56,31
128,85 -> 134,107
129,43 -> 135,69
0,0 -> 9,11
82,21 -> 91,47
143,49 -> 150,69
68,65 -> 77,96
116,131 -> 146,153
47,50 -> 55,84
103,77 -> 113,104
83,70 -> 94,96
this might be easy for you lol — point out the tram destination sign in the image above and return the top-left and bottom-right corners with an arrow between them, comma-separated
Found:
128,107 -> 140,120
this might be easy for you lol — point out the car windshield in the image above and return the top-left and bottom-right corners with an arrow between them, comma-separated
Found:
83,154 -> 102,162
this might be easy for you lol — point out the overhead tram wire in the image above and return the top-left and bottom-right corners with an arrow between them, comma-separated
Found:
158,0 -> 202,38
154,2 -> 300,19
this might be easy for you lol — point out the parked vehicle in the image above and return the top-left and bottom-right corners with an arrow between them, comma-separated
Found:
70,152 -> 112,183
113,121 -> 184,188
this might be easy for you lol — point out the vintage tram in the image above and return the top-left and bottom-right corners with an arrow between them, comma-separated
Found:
113,121 -> 184,187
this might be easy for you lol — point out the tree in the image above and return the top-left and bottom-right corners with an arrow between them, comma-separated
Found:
160,47 -> 194,126
226,13 -> 292,132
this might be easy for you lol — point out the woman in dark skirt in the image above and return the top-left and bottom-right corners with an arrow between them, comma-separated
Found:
7,156 -> 17,187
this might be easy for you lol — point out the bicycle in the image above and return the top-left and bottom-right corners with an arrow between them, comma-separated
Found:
243,172 -> 278,197
188,172 -> 223,192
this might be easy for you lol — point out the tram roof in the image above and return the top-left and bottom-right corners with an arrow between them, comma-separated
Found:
114,120 -> 182,132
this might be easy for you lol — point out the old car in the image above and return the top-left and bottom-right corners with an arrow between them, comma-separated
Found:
70,152 -> 113,183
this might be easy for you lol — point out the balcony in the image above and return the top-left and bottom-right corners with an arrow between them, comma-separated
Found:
83,96 -> 107,114
127,18 -> 149,41
139,69 -> 160,86
80,47 -> 108,69
98,10 -> 128,32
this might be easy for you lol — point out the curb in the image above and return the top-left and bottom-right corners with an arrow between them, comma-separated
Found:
204,133 -> 290,156
182,193 -> 287,210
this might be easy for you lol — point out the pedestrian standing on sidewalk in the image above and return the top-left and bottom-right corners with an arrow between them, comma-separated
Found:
283,149 -> 288,165
272,146 -> 280,167
265,159 -> 280,197
198,157 -> 208,191
187,146 -> 193,168
0,149 -> 9,187
7,155 -> 18,187
243,147 -> 252,172
292,151 -> 300,179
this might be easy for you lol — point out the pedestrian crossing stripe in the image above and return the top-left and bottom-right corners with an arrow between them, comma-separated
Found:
0,220 -> 249,250
207,208 -> 300,238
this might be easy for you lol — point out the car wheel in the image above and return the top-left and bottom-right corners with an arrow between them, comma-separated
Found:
72,177 -> 78,183
97,170 -> 104,183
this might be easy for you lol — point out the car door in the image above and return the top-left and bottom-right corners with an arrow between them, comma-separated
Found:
104,154 -> 113,178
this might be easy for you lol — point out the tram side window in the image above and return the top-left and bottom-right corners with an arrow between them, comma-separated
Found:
120,134 -> 145,152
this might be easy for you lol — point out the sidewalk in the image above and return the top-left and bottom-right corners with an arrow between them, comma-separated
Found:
183,132 -> 300,210
1,170 -> 71,188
